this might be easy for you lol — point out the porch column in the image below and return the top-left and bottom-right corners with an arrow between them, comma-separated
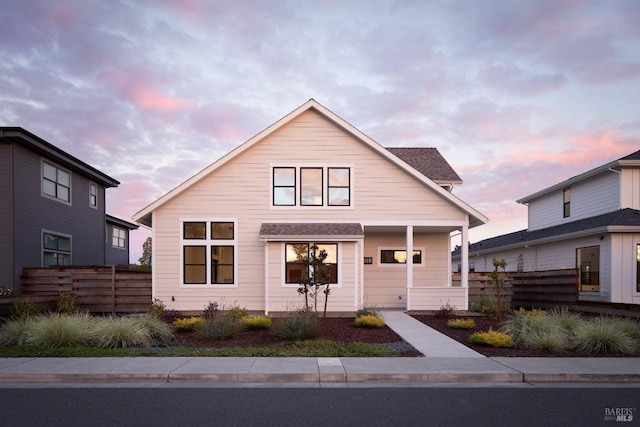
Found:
264,240 -> 269,315
406,225 -> 413,310
461,225 -> 469,288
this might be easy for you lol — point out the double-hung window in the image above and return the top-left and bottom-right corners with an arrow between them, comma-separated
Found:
43,232 -> 71,266
112,227 -> 126,249
42,161 -> 71,203
272,166 -> 351,207
182,220 -> 236,285
563,188 -> 571,218
89,183 -> 97,208
285,243 -> 338,285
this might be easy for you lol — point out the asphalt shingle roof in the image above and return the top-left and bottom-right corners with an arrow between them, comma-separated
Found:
259,223 -> 364,239
385,147 -> 462,183
453,208 -> 640,256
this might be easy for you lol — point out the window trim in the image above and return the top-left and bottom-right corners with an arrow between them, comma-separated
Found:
270,164 -> 353,209
577,245 -> 600,293
42,230 -> 72,266
112,227 -> 126,250
180,219 -> 238,287
42,159 -> 72,205
281,242 -> 341,288
378,247 -> 425,267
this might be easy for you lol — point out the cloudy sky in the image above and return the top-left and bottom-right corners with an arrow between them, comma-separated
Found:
2,0 -> 639,262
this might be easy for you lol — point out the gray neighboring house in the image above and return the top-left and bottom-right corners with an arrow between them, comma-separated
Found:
0,127 -> 137,291
452,149 -> 640,306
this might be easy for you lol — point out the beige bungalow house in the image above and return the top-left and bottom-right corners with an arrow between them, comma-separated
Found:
133,100 -> 487,313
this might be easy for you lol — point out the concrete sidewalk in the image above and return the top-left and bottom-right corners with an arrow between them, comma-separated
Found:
0,312 -> 638,385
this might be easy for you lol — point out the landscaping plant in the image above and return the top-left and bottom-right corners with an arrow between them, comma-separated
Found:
240,316 -> 272,330
272,311 -> 320,340
469,329 -> 513,348
447,318 -> 476,329
354,315 -> 385,328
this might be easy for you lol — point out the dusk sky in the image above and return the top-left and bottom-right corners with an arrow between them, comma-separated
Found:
2,0 -> 639,262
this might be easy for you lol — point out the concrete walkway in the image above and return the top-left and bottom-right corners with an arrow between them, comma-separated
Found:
0,312 -> 638,385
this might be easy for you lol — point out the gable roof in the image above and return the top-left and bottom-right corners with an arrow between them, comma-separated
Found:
453,208 -> 640,257
106,214 -> 139,231
133,99 -> 487,228
517,149 -> 640,205
385,147 -> 462,185
0,127 -> 120,188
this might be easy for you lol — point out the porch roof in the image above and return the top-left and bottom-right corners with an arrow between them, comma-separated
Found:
259,223 -> 364,240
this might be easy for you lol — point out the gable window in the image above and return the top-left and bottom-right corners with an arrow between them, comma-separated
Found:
43,232 -> 71,266
42,161 -> 71,203
273,167 -> 296,206
182,220 -> 236,286
112,227 -> 126,249
577,246 -> 599,292
285,243 -> 338,284
563,188 -> 571,218
380,249 -> 422,264
272,166 -> 352,207
328,167 -> 350,206
89,183 -> 97,208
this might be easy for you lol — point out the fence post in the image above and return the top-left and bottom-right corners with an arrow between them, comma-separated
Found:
111,265 -> 116,316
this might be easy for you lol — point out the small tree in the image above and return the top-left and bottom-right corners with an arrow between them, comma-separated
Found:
297,244 -> 332,317
138,237 -> 152,271
487,258 -> 509,321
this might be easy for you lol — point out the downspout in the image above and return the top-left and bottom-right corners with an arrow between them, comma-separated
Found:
406,225 -> 413,311
263,239 -> 269,315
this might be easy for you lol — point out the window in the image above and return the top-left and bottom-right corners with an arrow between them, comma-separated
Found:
182,220 -> 236,285
273,167 -> 296,206
328,167 -> 350,206
301,167 -> 323,206
42,161 -> 70,202
272,166 -> 352,207
43,232 -> 71,266
112,227 -> 126,249
577,246 -> 599,292
285,243 -> 338,284
380,249 -> 422,264
563,188 -> 571,218
89,183 -> 97,207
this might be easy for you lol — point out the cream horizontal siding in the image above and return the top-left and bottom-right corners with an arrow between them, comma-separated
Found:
409,288 -> 467,311
152,109 -> 468,311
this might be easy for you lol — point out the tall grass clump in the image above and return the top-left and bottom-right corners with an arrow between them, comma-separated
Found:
272,312 -> 320,340
128,314 -> 174,345
27,313 -> 95,348
0,317 -> 36,346
501,308 -> 571,352
573,317 -> 637,354
92,317 -> 152,348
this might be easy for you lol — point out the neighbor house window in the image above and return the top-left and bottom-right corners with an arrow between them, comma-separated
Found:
563,188 -> 571,218
272,166 -> 352,207
380,249 -> 422,264
89,183 -> 97,207
42,161 -> 70,203
285,243 -> 338,284
43,232 -> 71,266
112,227 -> 126,249
182,220 -> 236,285
577,246 -> 599,292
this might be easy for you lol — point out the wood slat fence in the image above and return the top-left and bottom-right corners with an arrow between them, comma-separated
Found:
511,269 -> 578,308
17,266 -> 152,315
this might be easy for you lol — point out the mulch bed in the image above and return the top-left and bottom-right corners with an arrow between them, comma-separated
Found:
169,317 -> 422,357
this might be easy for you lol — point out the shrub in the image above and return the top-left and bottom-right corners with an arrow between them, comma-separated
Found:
240,316 -> 272,330
93,317 -> 152,349
547,306 -> 581,337
272,312 -> 320,340
199,313 -> 243,340
56,292 -> 78,314
173,317 -> 204,332
501,310 -> 557,348
147,298 -> 166,318
469,329 -> 514,348
354,315 -> 385,328
27,313 -> 94,348
447,318 -> 476,329
468,297 -> 511,318
524,329 -> 568,352
356,307 -> 380,318
573,317 -> 636,354
203,301 -> 219,320
9,296 -> 39,320
224,303 -> 249,322
434,301 -> 456,318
